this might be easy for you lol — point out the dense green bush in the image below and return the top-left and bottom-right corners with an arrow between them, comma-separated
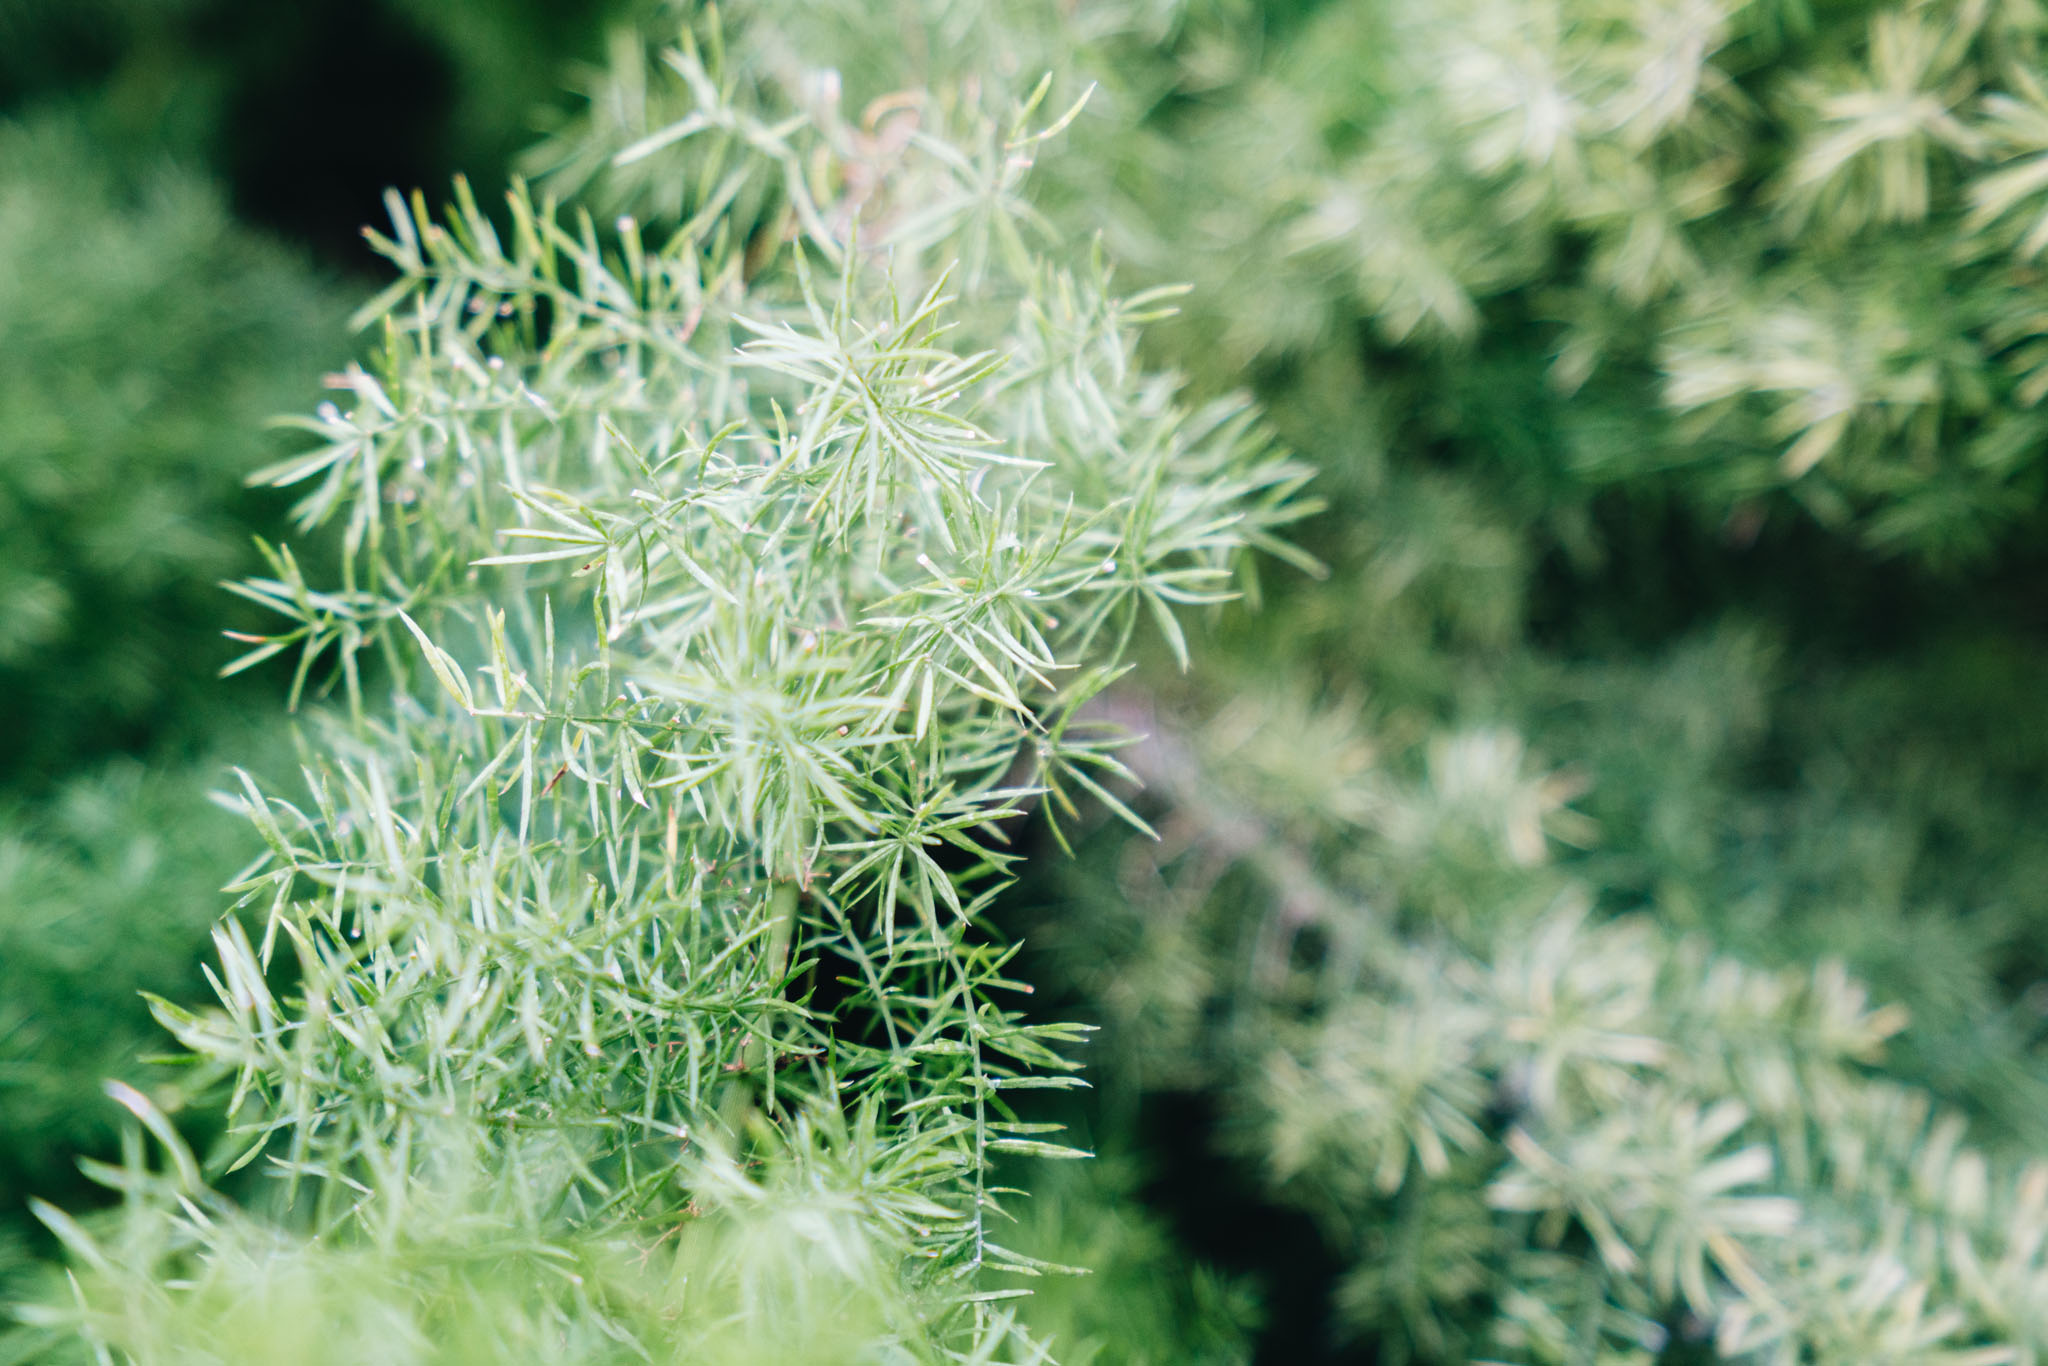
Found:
1039,659 -> 2048,1360
1067,0 -> 2048,567
961,0 -> 2048,1356
10,1 -> 2048,1362
694,0 -> 2048,1354
4,12 -> 1302,1361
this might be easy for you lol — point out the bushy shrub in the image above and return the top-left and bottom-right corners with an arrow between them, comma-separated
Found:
13,3 -> 2048,1362
1041,667 -> 2048,1361
4,12 -> 1305,1359
1058,0 -> 2048,567
798,0 -> 2048,1356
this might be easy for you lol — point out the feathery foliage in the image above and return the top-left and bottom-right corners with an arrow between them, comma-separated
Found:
5,10 -> 1306,1360
1030,0 -> 2048,566
1043,675 -> 2048,1363
11,1 -> 2048,1362
808,0 -> 2048,1356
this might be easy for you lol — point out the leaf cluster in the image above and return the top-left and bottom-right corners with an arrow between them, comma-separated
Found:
1044,676 -> 2048,1364
7,13 -> 1308,1360
1012,0 -> 2048,566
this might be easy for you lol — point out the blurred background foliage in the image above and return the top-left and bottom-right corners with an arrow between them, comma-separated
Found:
987,0 -> 2048,1356
7,0 -> 2048,1361
0,114 -> 338,776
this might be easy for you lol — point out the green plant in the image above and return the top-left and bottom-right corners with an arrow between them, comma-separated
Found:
1035,0 -> 2048,567
4,12 -> 1307,1359
1043,674 -> 2048,1363
17,3 -> 2048,1361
